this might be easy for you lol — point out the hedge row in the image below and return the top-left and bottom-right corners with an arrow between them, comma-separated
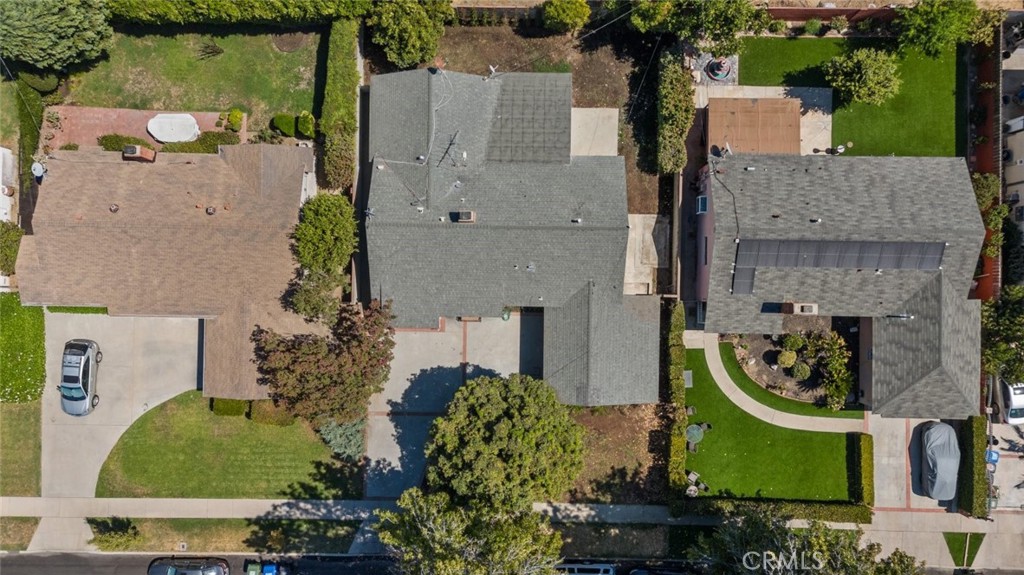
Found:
106,0 -> 370,25
210,398 -> 249,416
847,432 -> 874,506
671,497 -> 873,524
161,131 -> 240,153
657,49 -> 695,175
16,79 -> 43,198
957,415 -> 988,518
667,302 -> 688,491
97,134 -> 153,151
320,18 -> 359,190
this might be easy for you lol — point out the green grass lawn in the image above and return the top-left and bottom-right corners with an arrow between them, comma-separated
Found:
67,28 -> 323,129
86,517 -> 359,553
0,401 -> 41,496
46,306 -> 109,314
720,343 -> 864,419
0,517 -> 39,551
0,80 -> 19,150
684,349 -> 850,501
97,391 -> 351,499
0,293 -> 46,403
739,37 -> 958,157
944,532 -> 985,567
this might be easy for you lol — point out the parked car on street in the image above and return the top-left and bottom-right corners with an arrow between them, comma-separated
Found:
58,339 -> 101,416
921,421 -> 960,501
148,556 -> 230,575
1002,379 -> 1024,426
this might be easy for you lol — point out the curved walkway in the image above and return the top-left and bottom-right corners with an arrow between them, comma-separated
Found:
698,332 -> 864,433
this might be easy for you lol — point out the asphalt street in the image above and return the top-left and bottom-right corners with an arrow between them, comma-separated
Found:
0,553 -> 396,575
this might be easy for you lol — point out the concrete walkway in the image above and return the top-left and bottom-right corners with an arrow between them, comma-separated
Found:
701,332 -> 864,433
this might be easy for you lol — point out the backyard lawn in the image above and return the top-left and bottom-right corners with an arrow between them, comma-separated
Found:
739,37 -> 958,157
97,391 -> 345,499
720,343 -> 864,420
684,349 -> 850,501
86,517 -> 359,553
66,28 -> 323,129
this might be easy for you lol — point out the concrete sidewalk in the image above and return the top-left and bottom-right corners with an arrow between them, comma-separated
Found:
702,332 -> 864,433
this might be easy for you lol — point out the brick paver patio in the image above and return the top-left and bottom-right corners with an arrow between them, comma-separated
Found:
42,106 -> 243,151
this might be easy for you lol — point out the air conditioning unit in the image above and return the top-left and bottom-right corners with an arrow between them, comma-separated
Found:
122,145 -> 156,163
456,210 -> 476,223
782,302 -> 818,316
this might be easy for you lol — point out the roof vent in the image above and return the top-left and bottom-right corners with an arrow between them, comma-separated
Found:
571,218 -> 582,224
809,218 -> 822,224
206,206 -> 216,216
456,210 -> 476,224
109,204 -> 119,214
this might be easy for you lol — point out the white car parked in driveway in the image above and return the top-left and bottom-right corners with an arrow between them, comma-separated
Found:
1003,379 -> 1024,426
58,339 -> 101,416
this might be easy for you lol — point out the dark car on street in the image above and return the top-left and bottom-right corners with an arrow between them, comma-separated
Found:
148,556 -> 230,575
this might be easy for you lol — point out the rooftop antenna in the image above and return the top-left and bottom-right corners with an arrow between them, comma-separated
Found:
486,65 -> 498,80
436,130 -> 460,168
885,313 -> 914,320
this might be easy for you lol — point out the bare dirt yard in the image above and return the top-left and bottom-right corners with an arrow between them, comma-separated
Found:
565,404 -> 669,505
363,24 -> 664,214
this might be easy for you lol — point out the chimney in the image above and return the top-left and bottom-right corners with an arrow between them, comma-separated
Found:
122,145 -> 156,163
456,210 -> 476,224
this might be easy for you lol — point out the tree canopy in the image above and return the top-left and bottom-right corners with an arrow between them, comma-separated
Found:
366,0 -> 454,69
425,374 -> 584,511
376,488 -> 562,575
895,0 -> 977,57
293,193 -> 358,274
982,285 -> 1024,381
824,48 -> 902,106
252,299 -> 395,426
542,0 -> 590,34
0,0 -> 112,71
694,505 -> 925,575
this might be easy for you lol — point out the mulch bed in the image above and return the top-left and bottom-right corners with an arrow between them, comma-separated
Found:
272,32 -> 310,53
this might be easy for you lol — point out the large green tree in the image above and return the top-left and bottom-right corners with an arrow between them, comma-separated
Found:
294,193 -> 358,274
377,488 -> 562,575
367,0 -> 454,69
426,374 -> 584,511
0,0 -> 112,71
695,505 -> 925,575
542,0 -> 590,34
895,0 -> 977,57
824,48 -> 902,106
676,0 -> 764,58
982,285 -> 1024,381
252,299 -> 395,426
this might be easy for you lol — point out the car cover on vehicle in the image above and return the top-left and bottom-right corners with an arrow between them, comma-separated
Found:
923,422 -> 960,501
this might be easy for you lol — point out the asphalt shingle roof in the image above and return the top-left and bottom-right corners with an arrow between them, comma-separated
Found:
703,153 -> 984,418
367,69 -> 656,405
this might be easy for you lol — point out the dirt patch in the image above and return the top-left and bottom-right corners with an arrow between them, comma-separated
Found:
727,314 -> 833,404
557,524 -> 668,559
272,32 -> 311,53
565,404 -> 668,504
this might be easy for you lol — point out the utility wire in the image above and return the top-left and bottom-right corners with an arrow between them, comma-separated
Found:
625,32 -> 664,122
0,55 -> 41,134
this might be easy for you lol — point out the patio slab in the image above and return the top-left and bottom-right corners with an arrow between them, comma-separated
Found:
42,106 -> 239,151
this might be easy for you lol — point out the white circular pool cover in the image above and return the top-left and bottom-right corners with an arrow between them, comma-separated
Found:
147,114 -> 201,143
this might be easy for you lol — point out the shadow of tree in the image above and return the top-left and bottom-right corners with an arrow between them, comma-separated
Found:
85,516 -> 137,536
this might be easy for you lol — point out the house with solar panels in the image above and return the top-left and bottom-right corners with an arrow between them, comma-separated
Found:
363,68 -> 661,407
694,147 -> 986,419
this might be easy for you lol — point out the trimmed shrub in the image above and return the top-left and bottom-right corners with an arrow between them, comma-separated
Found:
294,193 -> 358,274
320,19 -> 359,190
0,221 -> 24,275
768,19 -> 787,34
1004,216 -> 1024,284
667,302 -> 688,492
825,48 -> 901,106
957,415 -> 988,518
973,173 -> 1001,212
318,418 -> 366,461
226,108 -> 243,132
249,399 -> 296,426
58,143 -> 79,150
296,110 -> 315,139
781,333 -> 805,352
859,434 -> 874,506
86,517 -> 141,551
210,398 -> 249,416
106,0 -> 370,25
161,131 -> 240,153
366,0 -> 454,69
777,350 -> 797,369
657,49 -> 695,175
289,269 -> 346,327
829,15 -> 848,32
97,133 -> 153,151
272,113 -> 297,137
671,497 -> 872,524
15,80 -> 42,199
542,0 -> 590,34
19,71 -> 59,93
984,203 -> 1010,231
790,361 -> 812,382
803,18 -> 822,36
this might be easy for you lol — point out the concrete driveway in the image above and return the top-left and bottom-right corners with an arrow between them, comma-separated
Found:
364,314 -> 542,499
41,313 -> 198,497
870,414 -> 957,511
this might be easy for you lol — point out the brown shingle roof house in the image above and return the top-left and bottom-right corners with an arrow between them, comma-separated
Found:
16,145 -> 319,399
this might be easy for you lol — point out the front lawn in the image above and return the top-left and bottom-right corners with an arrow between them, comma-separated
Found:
97,391 -> 350,499
86,518 -> 359,553
66,28 -> 323,129
0,401 -> 41,496
720,343 -> 864,419
0,517 -> 39,551
944,532 -> 985,568
683,349 -> 849,501
739,37 -> 958,157
0,293 -> 46,403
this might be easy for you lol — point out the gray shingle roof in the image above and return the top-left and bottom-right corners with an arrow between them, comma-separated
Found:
367,69 -> 657,405
544,283 -> 660,406
703,154 -> 984,419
